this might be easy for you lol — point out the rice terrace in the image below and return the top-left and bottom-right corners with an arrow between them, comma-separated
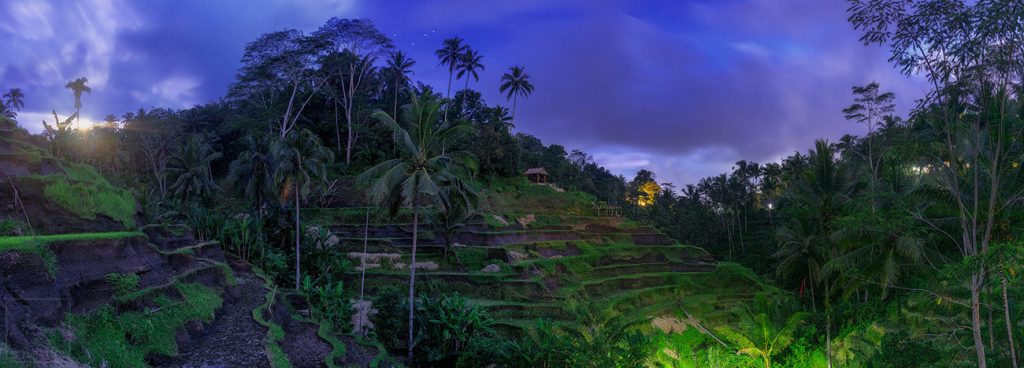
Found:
1,1 -> 1024,367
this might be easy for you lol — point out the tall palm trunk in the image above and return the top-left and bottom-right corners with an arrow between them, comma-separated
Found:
462,74 -> 471,113
1004,275 -> 1019,368
294,178 -> 301,290
443,71 -> 453,125
393,79 -> 400,121
510,95 -> 517,134
407,200 -> 420,362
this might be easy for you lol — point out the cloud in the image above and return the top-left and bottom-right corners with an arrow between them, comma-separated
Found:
731,42 -> 770,58
132,75 -> 201,108
473,0 -> 925,188
0,0 -> 927,188
0,0 -> 142,131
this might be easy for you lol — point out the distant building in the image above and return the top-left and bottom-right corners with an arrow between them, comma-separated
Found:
524,167 -> 550,183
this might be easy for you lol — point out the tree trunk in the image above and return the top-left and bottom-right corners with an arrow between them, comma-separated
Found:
346,108 -> 353,164
826,277 -> 833,368
294,178 -> 301,291
736,211 -> 745,253
359,207 -> 369,302
972,273 -> 988,368
462,74 -> 471,114
393,78 -> 400,121
443,72 -> 453,125
989,283 -> 995,348
808,273 -> 816,313
334,99 -> 342,155
510,95 -> 518,134
1004,275 -> 1019,368
407,201 -> 420,362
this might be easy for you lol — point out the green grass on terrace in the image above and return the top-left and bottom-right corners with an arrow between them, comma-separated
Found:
49,282 -> 222,368
24,162 -> 136,228
478,177 -> 597,216
0,231 -> 144,252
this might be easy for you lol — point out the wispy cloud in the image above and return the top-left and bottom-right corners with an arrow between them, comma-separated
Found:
0,0 -> 926,188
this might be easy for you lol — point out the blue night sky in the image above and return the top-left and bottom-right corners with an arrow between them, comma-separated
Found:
0,0 -> 925,187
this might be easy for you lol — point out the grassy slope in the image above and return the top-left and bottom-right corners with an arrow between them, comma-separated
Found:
49,282 -> 223,368
3,135 -> 136,229
37,162 -> 136,228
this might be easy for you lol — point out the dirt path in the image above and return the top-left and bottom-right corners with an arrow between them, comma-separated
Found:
158,264 -> 270,368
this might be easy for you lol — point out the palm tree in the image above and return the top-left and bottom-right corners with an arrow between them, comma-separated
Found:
435,37 -> 467,124
167,135 -> 222,204
275,128 -> 333,290
3,88 -> 24,118
428,188 -> 478,261
457,48 -> 484,93
782,139 -> 850,368
774,218 -> 826,312
357,92 -> 477,362
227,133 -> 279,210
499,66 -> 534,132
385,51 -> 416,119
719,295 -> 808,368
65,77 -> 91,129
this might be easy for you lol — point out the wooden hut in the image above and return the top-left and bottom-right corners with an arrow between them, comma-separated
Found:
524,167 -> 550,184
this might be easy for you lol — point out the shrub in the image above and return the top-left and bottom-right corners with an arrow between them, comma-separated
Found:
415,293 -> 495,365
185,206 -> 226,241
301,276 -> 353,333
370,286 -> 407,350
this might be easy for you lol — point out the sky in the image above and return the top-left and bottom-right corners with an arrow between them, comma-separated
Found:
0,0 -> 927,188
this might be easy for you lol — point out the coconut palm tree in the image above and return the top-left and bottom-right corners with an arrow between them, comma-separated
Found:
774,218 -> 826,312
275,128 -> 333,290
64,77 -> 91,129
499,66 -> 534,132
435,37 -> 467,124
2,88 -> 24,118
718,295 -> 808,368
385,51 -> 416,119
781,139 -> 850,368
457,48 -> 484,93
357,92 -> 477,362
227,133 -> 279,210
167,135 -> 222,204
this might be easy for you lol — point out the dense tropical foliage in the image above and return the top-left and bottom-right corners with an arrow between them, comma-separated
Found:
4,1 -> 1024,366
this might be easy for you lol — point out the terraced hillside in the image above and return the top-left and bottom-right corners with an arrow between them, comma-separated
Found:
318,178 -> 765,335
0,129 -> 382,368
